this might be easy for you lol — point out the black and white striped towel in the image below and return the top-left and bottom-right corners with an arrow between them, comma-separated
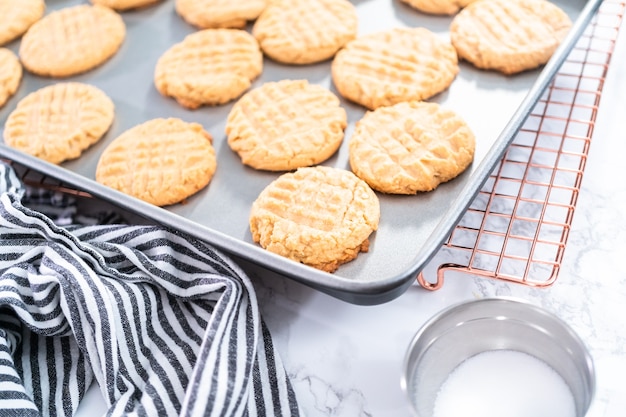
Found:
0,162 -> 301,417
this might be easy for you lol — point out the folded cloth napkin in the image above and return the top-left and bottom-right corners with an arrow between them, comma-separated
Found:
0,162 -> 301,417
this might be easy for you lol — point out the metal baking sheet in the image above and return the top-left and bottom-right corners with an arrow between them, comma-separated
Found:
0,0 -> 601,304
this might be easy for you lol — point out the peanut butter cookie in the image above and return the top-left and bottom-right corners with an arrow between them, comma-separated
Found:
176,0 -> 267,29
0,48 -> 22,108
400,0 -> 478,15
252,0 -> 357,64
19,4 -> 126,78
349,101 -> 475,194
226,80 -> 347,171
0,0 -> 44,46
450,0 -> 572,74
90,0 -> 163,11
96,118 -> 217,207
250,166 -> 380,273
154,29 -> 263,109
3,82 -> 115,164
331,27 -> 458,110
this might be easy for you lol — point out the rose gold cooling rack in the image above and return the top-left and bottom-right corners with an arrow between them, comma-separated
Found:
417,0 -> 626,290
3,1 -> 625,293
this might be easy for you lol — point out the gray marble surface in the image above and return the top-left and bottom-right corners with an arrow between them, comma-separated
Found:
74,9 -> 626,417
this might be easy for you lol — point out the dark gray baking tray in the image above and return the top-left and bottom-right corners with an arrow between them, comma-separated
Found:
0,0 -> 602,305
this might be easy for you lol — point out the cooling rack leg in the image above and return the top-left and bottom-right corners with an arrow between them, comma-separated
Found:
416,264 -> 465,291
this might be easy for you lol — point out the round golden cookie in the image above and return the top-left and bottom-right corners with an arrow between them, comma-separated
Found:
0,0 -> 45,46
226,80 -> 347,171
19,4 -> 126,78
450,0 -> 573,74
331,28 -> 459,110
154,29 -> 263,109
95,118 -> 217,207
3,82 -> 114,164
90,0 -> 163,11
176,0 -> 267,29
0,48 -> 22,108
400,0 -> 478,15
349,101 -> 475,194
249,166 -> 380,273
252,0 -> 357,65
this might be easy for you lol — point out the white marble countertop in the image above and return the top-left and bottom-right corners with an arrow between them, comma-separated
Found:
74,9 -> 626,417
243,17 -> 626,417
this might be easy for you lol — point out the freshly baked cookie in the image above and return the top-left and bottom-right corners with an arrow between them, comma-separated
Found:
0,0 -> 44,46
0,48 -> 22,108
349,101 -> 475,194
3,82 -> 114,164
90,0 -> 163,11
331,28 -> 458,110
226,80 -> 347,171
249,166 -> 380,273
19,4 -> 126,78
252,0 -> 357,64
400,0 -> 478,15
96,118 -> 217,207
176,0 -> 267,29
450,0 -> 573,74
154,29 -> 263,109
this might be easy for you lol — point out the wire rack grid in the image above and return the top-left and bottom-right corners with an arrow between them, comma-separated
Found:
417,0 -> 626,290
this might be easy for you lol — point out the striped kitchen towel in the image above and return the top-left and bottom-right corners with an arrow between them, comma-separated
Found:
0,162 -> 301,417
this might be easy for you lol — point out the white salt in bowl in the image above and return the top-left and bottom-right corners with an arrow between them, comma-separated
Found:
401,297 -> 595,417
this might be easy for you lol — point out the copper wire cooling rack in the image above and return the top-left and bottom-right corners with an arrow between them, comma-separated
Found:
3,1 -> 625,294
417,0 -> 626,290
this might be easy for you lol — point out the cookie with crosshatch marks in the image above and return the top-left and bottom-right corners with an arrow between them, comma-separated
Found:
0,0 -> 44,46
226,79 -> 347,171
349,101 -> 475,194
176,0 -> 267,29
19,4 -> 125,78
250,166 -> 380,273
450,0 -> 572,74
0,48 -> 22,109
3,82 -> 114,164
154,29 -> 263,109
252,0 -> 357,64
400,0 -> 478,15
95,118 -> 217,207
90,0 -> 163,11
331,27 -> 458,110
